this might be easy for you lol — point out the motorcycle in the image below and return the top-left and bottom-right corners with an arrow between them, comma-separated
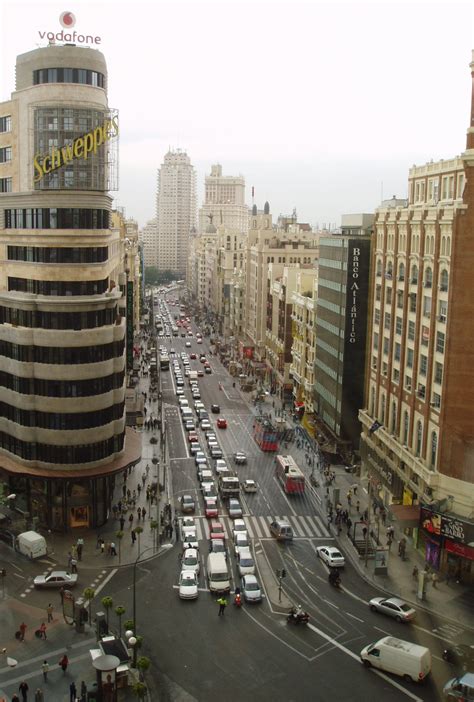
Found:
287,607 -> 309,625
234,590 -> 242,608
443,644 -> 474,670
328,570 -> 341,589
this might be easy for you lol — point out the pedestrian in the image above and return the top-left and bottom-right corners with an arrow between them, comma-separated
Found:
19,681 -> 29,702
59,654 -> 69,673
77,537 -> 84,560
69,681 -> 77,702
34,689 -> 44,702
41,660 -> 49,681
346,517 -> 352,535
145,463 -> 150,477
39,622 -> 47,640
110,542 -> 117,556
127,488 -> 131,500
46,603 -> 53,623
71,558 -> 78,574
119,516 -> 125,530
137,507 -> 142,521
137,483 -> 142,496
142,472 -> 146,485
431,572 -> 438,588
129,512 -> 134,527
352,484 -> 358,496
131,529 -> 136,545
71,545 -> 78,560
141,507 -> 147,520
412,565 -> 419,581
387,536 -> 393,551
133,489 -> 137,502
67,551 -> 73,570
217,596 -> 227,616
356,500 -> 360,514
362,526 -> 368,539
19,621 -> 27,641
100,539 -> 105,554
363,508 -> 368,522
11,695 -> 20,702
80,680 -> 87,702
122,484 -> 126,498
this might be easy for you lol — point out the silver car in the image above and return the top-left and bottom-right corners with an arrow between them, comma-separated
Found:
369,597 -> 416,622
241,574 -> 262,603
34,571 -> 78,589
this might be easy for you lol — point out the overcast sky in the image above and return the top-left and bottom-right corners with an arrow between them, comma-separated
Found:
1,0 -> 473,229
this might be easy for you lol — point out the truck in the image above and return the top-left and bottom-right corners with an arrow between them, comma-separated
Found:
218,473 -> 240,501
188,370 -> 198,382
17,531 -> 47,559
360,636 -> 431,683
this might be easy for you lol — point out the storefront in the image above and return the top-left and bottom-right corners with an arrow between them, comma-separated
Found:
362,444 -> 404,509
419,507 -> 474,584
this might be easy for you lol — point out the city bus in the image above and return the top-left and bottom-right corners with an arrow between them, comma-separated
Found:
159,353 -> 170,370
274,455 -> 306,494
253,416 -> 279,451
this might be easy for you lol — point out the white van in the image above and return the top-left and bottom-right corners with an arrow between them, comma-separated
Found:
360,636 -> 431,683
207,552 -> 230,593
17,531 -> 47,559
188,370 -> 198,382
181,408 -> 193,421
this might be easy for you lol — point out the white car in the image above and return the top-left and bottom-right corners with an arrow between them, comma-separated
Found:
234,532 -> 250,556
33,571 -> 78,589
215,459 -> 228,475
178,570 -> 198,600
181,516 -> 195,529
316,546 -> 345,568
232,519 -> 247,537
237,549 -> 255,577
182,548 -> 200,575
201,420 -> 211,430
182,525 -> 197,544
241,574 -> 262,603
242,479 -> 257,493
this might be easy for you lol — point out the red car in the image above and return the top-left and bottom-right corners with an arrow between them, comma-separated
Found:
204,497 -> 219,519
190,353 -> 197,359
209,520 -> 225,540
217,418 -> 227,429
187,431 -> 199,443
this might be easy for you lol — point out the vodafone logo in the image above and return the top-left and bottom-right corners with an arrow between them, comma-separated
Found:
59,11 -> 76,28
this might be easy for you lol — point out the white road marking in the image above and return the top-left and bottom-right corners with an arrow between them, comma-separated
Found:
345,611 -> 365,623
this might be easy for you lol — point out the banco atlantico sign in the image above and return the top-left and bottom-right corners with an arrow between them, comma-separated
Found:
33,116 -> 119,183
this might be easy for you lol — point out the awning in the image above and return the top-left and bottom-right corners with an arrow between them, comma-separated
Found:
389,504 -> 421,528
294,401 -> 305,408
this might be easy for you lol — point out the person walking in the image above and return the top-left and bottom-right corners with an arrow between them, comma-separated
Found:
59,654 -> 69,673
119,516 -> 125,530
217,596 -> 227,616
346,517 -> 352,536
34,689 -> 44,702
137,507 -> 142,521
128,513 -> 134,528
67,552 -> 73,570
19,681 -> 29,702
41,660 -> 49,681
355,500 -> 360,514
46,603 -> 53,623
38,622 -> 47,640
76,537 -> 84,561
352,483 -> 358,496
131,529 -> 136,545
412,565 -> 419,581
71,558 -> 78,574
141,507 -> 147,520
19,621 -> 27,642
110,542 -> 117,556
69,681 -> 77,702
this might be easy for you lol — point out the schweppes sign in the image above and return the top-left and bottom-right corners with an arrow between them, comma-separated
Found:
33,116 -> 119,183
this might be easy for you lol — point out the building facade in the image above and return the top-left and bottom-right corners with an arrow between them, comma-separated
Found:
198,164 -> 248,234
0,45 -> 140,531
140,217 -> 158,268
359,53 -> 474,582
156,149 -> 196,276
291,270 -> 318,417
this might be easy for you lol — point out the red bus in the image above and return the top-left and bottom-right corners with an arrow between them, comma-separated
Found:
253,417 -> 279,451
275,455 -> 306,494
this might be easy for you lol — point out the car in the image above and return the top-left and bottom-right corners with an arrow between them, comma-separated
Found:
184,369 -> 190,377
242,479 -> 257,493
197,338 -> 203,344
192,391 -> 201,399
234,452 -> 247,465
184,419 -> 196,431
211,404 -> 220,414
210,520 -> 225,541
217,418 -> 227,429
204,496 -> 219,519
195,452 -> 207,465
215,459 -> 229,475
228,498 -> 243,519
180,494 -> 195,513
182,548 -> 200,575
204,367 -> 212,374
197,369 -> 204,377
234,532 -> 250,556
190,353 -> 197,359
232,519 -> 247,536
207,440 -> 219,450
200,356 -> 206,363
176,378 -> 184,387
205,430 -> 216,439
176,387 -> 184,396
237,549 -> 255,577
194,404 -> 205,414
187,431 -> 199,443
178,398 -> 189,407
209,538 -> 227,558
33,571 -> 78,589
185,341 -> 191,347
181,516 -> 195,529
201,419 -> 211,430
201,481 -> 217,497
189,442 -> 201,455
316,546 -> 345,568
178,570 -> 198,600
368,597 -> 416,622
241,574 -> 262,603
442,644 -> 474,671
210,447 -> 223,459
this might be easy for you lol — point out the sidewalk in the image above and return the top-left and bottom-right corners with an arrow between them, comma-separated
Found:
241,386 -> 474,632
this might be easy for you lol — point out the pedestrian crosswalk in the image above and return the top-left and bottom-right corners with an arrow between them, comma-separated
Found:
180,514 -> 330,541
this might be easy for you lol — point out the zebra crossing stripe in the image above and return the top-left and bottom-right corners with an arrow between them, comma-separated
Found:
294,515 -> 313,537
313,514 -> 327,535
244,517 -> 255,539
189,514 -> 329,541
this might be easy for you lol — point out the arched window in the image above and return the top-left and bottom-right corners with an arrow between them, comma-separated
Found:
440,269 -> 449,291
398,263 -> 405,281
391,401 -> 397,433
441,236 -> 446,256
386,262 -> 393,278
424,267 -> 433,288
381,395 -> 386,424
415,420 -> 423,457
411,265 -> 418,283
376,260 -> 382,277
430,431 -> 438,468
370,387 -> 375,416
403,411 -> 409,444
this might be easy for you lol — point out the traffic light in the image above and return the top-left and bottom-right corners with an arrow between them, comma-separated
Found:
281,569 -> 287,579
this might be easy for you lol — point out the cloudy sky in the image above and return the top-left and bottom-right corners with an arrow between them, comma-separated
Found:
1,0 -> 473,228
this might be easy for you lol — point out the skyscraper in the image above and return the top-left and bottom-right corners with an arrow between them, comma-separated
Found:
156,149 -> 196,276
198,164 -> 248,234
0,44 -> 140,531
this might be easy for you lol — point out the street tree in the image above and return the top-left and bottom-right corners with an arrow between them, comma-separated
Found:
115,530 -> 124,565
150,520 -> 158,551
135,526 -> 144,556
115,605 -> 126,638
83,587 -> 96,626
101,596 -> 114,633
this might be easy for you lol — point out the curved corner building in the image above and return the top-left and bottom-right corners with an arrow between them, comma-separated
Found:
0,45 -> 141,531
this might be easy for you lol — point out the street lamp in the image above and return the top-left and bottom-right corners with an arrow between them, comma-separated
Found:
132,546 -> 155,649
125,630 -> 138,668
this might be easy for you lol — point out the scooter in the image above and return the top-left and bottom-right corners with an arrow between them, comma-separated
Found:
287,607 -> 309,625
234,589 -> 242,608
328,570 -> 342,589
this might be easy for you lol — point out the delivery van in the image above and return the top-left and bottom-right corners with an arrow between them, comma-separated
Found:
188,370 -> 198,382
269,520 -> 293,541
360,636 -> 431,683
207,552 -> 230,593
17,531 -> 47,559
443,672 -> 474,701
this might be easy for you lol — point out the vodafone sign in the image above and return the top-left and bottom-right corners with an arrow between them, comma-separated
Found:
38,12 -> 101,46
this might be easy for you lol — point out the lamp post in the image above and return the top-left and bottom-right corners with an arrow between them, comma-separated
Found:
125,630 -> 137,669
132,546 -> 155,650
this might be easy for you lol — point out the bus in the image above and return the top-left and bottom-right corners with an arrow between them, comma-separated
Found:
253,416 -> 279,451
159,354 -> 170,370
275,455 -> 306,494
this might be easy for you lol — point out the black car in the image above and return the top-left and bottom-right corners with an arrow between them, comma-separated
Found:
443,644 -> 474,671
211,404 -> 220,414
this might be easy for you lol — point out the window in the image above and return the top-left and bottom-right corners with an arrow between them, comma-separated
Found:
439,269 -> 449,291
391,401 -> 397,433
383,337 -> 389,355
410,265 -> 418,284
376,260 -> 382,277
373,333 -> 379,351
424,268 -> 433,288
0,177 -> 12,192
394,343 -> 401,362
395,316 -> 402,335
434,362 -> 443,384
409,294 -> 417,313
375,285 -> 381,301
384,312 -> 391,330
417,384 -> 426,400
0,115 -> 12,132
432,393 -> 441,410
423,296 -> 431,318
403,411 -> 409,444
0,146 -> 12,162
430,432 -> 438,467
374,309 -> 380,324
380,395 -> 386,424
406,348 -> 414,368
398,263 -> 405,281
386,288 -> 392,304
415,421 -> 423,456
436,332 -> 445,354
393,368 -> 400,383
420,355 -> 428,376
